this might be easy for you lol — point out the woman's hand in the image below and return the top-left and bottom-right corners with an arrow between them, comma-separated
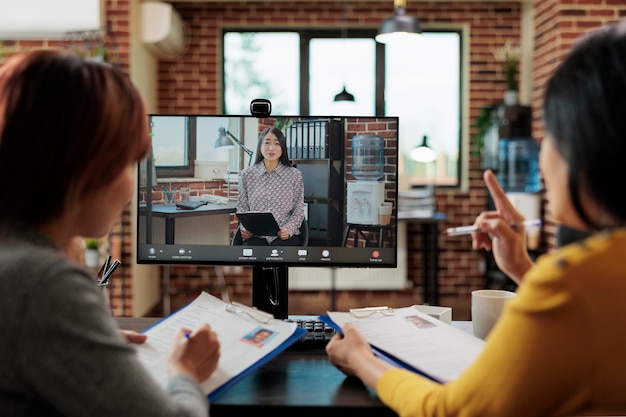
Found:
471,170 -> 534,283
119,330 -> 148,344
168,324 -> 220,383
278,227 -> 290,240
325,323 -> 392,389
241,227 -> 253,240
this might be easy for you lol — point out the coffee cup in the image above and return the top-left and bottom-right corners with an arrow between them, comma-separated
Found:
378,204 -> 392,225
471,289 -> 517,340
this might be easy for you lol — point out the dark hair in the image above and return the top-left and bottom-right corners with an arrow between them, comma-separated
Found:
543,20 -> 626,229
253,126 -> 291,166
0,49 -> 150,225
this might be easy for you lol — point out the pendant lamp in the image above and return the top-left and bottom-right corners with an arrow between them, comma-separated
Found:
410,135 -> 436,163
376,0 -> 422,44
334,1 -> 356,102
334,86 -> 355,102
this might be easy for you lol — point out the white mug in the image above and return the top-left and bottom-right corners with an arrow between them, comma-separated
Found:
471,289 -> 517,340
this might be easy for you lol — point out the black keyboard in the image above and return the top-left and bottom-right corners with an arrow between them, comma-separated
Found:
176,200 -> 207,210
285,316 -> 337,350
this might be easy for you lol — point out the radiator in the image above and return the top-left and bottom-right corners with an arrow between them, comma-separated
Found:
289,222 -> 408,290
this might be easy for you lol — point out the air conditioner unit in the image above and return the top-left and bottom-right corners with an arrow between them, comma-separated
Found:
141,1 -> 187,59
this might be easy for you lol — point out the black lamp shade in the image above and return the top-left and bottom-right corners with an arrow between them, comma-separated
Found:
376,6 -> 422,44
334,86 -> 355,102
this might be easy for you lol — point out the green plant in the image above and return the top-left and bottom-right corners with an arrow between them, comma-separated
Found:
274,117 -> 294,132
84,238 -> 99,250
473,103 -> 500,158
493,41 -> 520,91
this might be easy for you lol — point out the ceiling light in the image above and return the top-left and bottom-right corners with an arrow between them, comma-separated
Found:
410,135 -> 436,163
334,86 -> 355,102
376,0 -> 422,44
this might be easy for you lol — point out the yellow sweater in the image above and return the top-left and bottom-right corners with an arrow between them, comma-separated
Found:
378,230 -> 626,417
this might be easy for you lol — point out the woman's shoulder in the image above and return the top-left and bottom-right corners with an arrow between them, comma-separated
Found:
283,164 -> 303,176
526,229 -> 626,286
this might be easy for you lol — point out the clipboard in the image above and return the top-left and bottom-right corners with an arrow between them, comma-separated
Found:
236,212 -> 280,236
134,291 -> 307,402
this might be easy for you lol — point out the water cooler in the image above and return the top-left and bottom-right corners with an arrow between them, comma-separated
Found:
347,134 -> 386,225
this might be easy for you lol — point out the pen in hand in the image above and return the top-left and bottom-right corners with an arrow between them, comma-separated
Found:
98,259 -> 121,286
446,219 -> 541,236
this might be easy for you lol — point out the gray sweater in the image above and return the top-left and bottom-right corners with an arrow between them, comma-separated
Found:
0,222 -> 208,416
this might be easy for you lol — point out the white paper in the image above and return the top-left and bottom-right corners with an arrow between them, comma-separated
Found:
134,291 -> 299,395
328,306 -> 485,382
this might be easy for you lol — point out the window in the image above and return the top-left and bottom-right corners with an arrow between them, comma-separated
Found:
150,115 -> 251,179
222,29 -> 462,187
150,115 -> 196,177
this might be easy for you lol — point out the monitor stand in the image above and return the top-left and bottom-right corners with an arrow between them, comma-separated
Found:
252,266 -> 288,319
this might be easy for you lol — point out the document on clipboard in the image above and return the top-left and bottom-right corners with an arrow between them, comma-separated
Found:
236,211 -> 280,236
133,291 -> 306,401
319,306 -> 485,383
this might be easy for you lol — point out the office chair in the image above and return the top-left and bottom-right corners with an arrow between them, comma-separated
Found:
231,218 -> 309,246
555,224 -> 590,248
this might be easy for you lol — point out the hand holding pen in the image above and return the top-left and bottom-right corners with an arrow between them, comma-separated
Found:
446,218 -> 541,236
462,170 -> 536,284
96,255 -> 121,287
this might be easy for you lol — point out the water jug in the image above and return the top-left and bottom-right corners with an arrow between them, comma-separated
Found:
497,137 -> 540,193
352,134 -> 384,181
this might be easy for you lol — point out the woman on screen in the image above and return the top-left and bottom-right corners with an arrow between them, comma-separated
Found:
0,50 -> 220,416
326,20 -> 626,416
237,126 -> 305,246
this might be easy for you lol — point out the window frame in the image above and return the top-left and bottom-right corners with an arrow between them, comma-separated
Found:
221,27 -> 463,188
151,115 -> 197,178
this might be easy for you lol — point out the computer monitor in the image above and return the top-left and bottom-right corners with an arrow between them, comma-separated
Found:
137,114 -> 399,318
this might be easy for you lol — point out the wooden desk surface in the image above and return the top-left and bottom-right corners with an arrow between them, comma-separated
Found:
116,317 -> 397,417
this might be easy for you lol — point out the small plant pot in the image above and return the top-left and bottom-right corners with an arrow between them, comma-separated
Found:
85,249 -> 100,269
504,90 -> 519,106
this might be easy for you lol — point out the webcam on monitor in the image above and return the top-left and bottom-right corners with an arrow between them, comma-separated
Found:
250,98 -> 271,118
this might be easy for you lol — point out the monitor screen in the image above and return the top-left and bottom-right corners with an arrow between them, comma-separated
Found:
137,114 -> 399,269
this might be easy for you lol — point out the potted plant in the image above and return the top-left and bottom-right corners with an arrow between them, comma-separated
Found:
493,40 -> 521,105
473,103 -> 503,170
84,238 -> 100,269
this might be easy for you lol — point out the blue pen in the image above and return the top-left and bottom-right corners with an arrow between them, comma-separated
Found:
185,332 -> 191,339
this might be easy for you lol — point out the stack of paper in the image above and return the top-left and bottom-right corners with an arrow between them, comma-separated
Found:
321,305 -> 485,383
398,188 -> 436,216
133,292 -> 306,400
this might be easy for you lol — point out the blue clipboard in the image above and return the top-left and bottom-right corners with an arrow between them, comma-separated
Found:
139,297 -> 308,402
209,326 -> 307,401
317,314 -> 442,383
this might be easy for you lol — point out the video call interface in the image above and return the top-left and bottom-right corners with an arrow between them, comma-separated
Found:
137,114 -> 399,268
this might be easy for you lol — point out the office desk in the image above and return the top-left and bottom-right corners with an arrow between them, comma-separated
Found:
140,202 -> 237,244
398,211 -> 448,306
116,317 -> 397,417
